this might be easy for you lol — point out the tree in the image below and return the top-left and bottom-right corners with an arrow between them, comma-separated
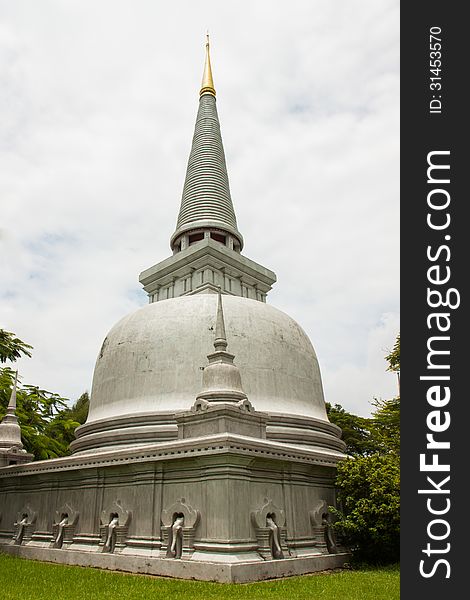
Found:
47,392 -> 90,450
326,403 -> 380,456
370,333 -> 400,455
62,392 -> 89,425
0,367 -> 80,459
370,396 -> 400,455
331,333 -> 400,564
0,329 -> 82,459
385,333 -> 400,373
0,329 -> 33,363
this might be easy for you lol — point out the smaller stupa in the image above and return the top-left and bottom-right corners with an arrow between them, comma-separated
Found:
0,372 -> 34,467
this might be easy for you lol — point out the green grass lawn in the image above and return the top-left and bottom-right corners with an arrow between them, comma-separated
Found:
0,553 -> 399,600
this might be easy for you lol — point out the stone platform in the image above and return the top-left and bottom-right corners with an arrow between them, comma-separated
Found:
1,544 -> 349,583
0,425 -> 349,582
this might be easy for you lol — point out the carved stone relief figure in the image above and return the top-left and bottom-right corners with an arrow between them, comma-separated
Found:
11,506 -> 37,546
51,503 -> 79,549
161,498 -> 200,559
53,513 -> 69,548
103,512 -> 119,553
309,500 -> 338,554
322,511 -> 338,554
12,514 -> 28,545
169,513 -> 185,559
99,500 -> 131,554
266,512 -> 284,559
251,498 -> 288,560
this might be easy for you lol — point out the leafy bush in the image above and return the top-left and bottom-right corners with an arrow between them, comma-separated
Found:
332,453 -> 400,564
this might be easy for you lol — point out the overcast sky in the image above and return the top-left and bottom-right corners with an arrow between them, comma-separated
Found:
1,0 -> 399,417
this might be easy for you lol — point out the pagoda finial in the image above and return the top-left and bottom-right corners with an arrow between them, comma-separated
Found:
200,32 -> 216,97
213,288 -> 228,352
7,371 -> 18,412
192,288 -> 251,409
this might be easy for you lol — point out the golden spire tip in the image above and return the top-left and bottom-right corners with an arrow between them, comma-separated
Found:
200,32 -> 216,97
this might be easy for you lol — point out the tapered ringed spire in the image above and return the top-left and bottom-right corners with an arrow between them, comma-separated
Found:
170,34 -> 244,252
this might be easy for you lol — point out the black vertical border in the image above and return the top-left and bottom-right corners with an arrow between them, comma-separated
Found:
401,3 -> 467,598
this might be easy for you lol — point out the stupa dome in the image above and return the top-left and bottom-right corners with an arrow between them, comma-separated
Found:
72,294 -> 343,454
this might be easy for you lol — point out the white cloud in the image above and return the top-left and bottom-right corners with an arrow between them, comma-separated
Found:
0,0 -> 399,417
322,312 -> 400,416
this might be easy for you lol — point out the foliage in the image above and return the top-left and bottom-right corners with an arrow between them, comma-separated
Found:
385,333 -> 400,372
370,397 -> 400,455
326,403 -> 380,456
45,392 -> 90,451
0,553 -> 400,600
62,392 -> 89,426
0,329 -> 33,363
0,328 -> 87,459
0,367 -> 80,460
332,454 -> 400,565
331,333 -> 400,565
371,332 -> 400,455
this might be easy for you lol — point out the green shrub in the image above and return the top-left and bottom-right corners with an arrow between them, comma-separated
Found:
332,453 -> 400,564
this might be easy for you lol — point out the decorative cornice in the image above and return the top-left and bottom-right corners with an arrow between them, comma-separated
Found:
1,432 -> 346,478
140,238 -> 276,296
